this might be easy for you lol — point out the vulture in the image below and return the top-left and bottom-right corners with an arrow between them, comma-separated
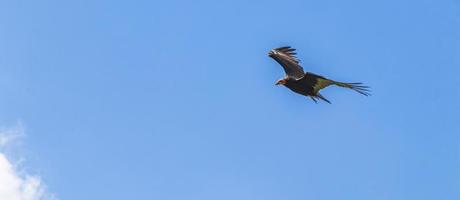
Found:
268,46 -> 370,103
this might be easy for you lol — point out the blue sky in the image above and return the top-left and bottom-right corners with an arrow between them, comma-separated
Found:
1,0 -> 460,199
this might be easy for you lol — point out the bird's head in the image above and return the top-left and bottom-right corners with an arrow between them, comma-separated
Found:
275,78 -> 287,85
268,50 -> 276,57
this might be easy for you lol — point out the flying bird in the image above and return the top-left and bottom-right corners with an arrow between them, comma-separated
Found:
268,46 -> 370,103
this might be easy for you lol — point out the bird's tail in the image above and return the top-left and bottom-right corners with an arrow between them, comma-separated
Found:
332,81 -> 371,96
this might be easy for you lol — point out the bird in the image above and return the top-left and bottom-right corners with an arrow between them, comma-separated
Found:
268,46 -> 370,103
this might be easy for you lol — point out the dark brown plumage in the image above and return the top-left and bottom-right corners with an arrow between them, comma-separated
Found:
268,46 -> 370,103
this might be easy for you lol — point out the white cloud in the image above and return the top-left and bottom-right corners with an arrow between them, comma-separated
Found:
0,124 -> 24,147
0,123 -> 56,200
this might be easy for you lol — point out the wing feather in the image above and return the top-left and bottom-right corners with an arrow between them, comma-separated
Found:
269,46 -> 305,80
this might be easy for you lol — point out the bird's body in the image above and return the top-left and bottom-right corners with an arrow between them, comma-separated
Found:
284,73 -> 326,97
268,46 -> 370,103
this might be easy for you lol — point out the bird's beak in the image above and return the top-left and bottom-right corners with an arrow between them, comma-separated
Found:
275,79 -> 286,85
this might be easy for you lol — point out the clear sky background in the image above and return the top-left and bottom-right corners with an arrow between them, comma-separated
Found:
1,0 -> 460,199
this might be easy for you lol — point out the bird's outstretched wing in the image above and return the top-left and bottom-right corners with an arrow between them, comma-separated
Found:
305,72 -> 371,96
269,46 -> 305,80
